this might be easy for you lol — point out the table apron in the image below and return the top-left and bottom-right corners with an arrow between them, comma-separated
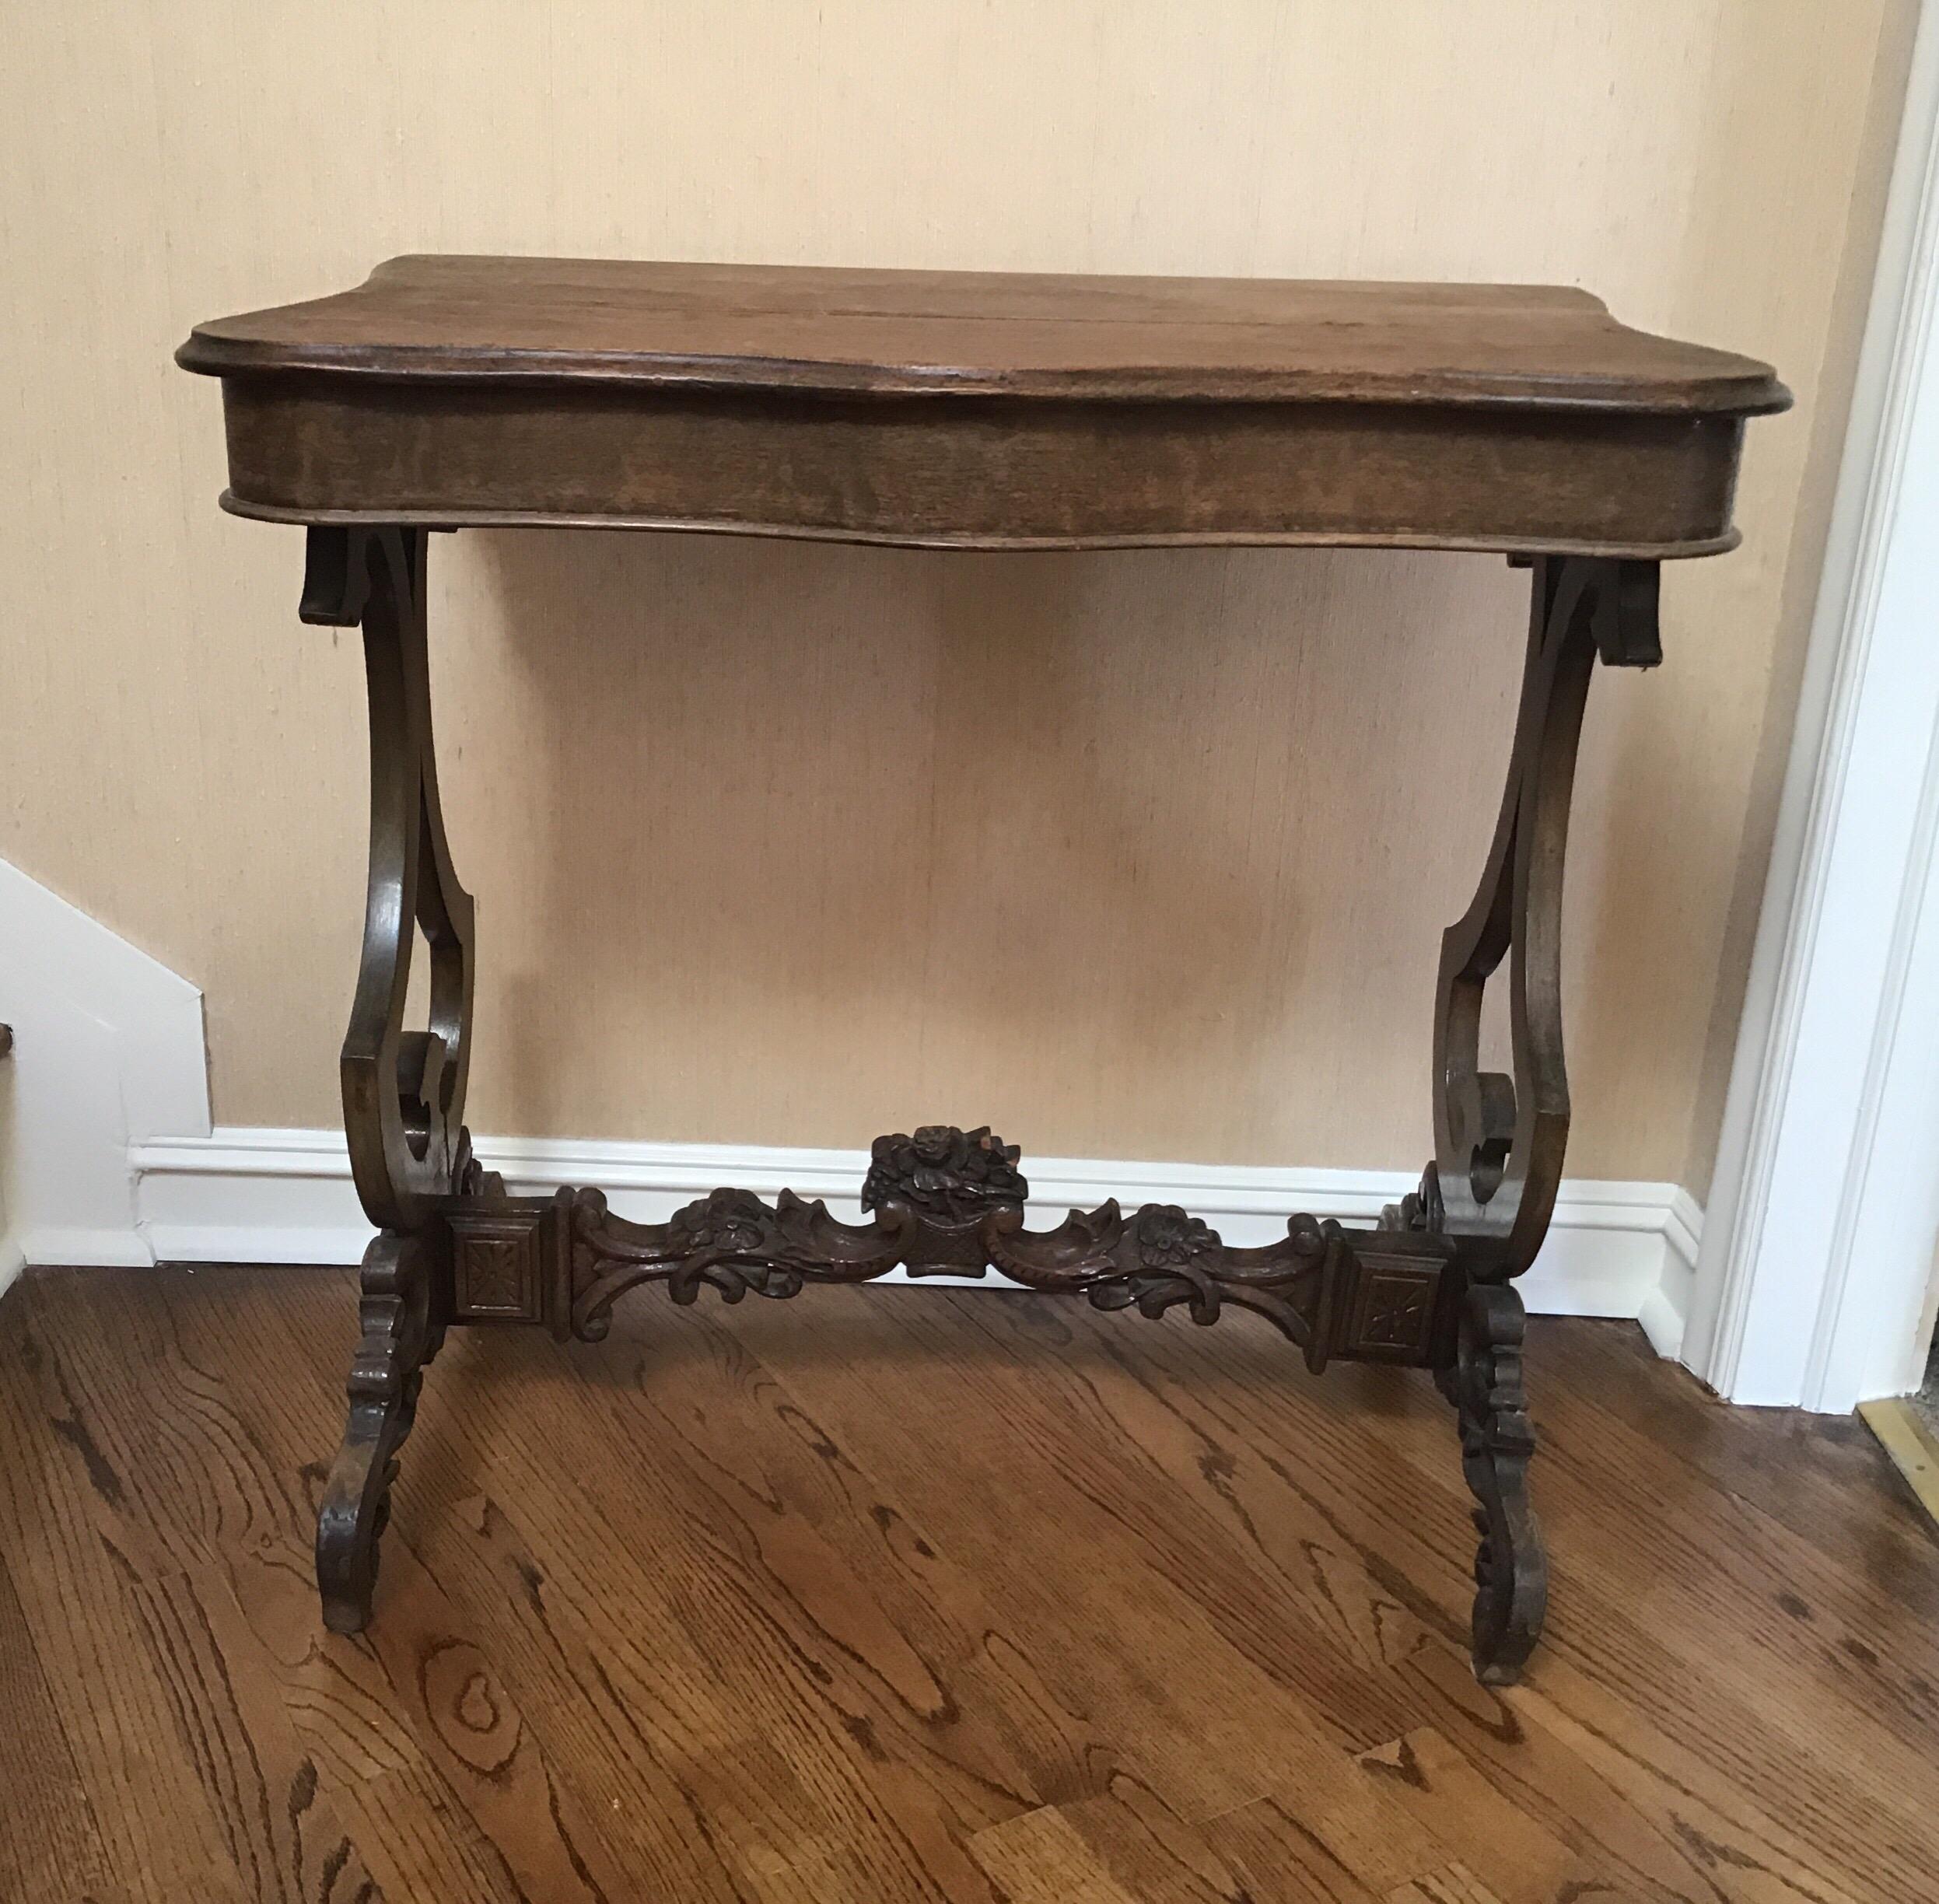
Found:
220,376 -> 1745,557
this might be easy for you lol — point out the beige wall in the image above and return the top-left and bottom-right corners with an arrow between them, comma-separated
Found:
0,2 -> 1913,1186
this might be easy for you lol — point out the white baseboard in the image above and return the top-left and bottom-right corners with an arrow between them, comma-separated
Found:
1636,1187 -> 1702,1360
121,1125 -> 1701,1331
0,858 -> 211,1300
19,1226 -> 158,1271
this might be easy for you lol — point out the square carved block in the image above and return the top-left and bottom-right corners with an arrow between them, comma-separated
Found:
1342,1259 -> 1442,1362
448,1196 -> 566,1326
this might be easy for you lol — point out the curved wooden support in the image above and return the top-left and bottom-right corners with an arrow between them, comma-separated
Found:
309,524 -> 475,1629
1433,555 -> 1660,1276
1425,557 -> 1653,1678
306,524 -> 477,1234
316,1231 -> 446,1633
1437,1282 -> 1547,1684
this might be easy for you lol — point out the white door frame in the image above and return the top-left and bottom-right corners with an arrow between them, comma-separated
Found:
1684,8 -> 1939,1412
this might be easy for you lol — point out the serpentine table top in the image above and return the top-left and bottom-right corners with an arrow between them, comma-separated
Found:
178,254 -> 1788,553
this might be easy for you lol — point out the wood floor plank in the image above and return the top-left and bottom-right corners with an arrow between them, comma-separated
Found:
1001,1295 -> 1496,1652
0,1552 -> 120,1903
709,1290 -> 1426,1803
1016,1299 -> 1452,1668
114,1552 -> 387,1904
1107,1300 -> 1934,1901
1385,1868 -> 1510,1904
248,1268 -> 1015,1900
1491,1652 -> 1874,1904
946,1345 -> 1446,1738
1198,1748 -> 1454,1899
412,1398 -> 1016,1897
352,1530 -> 678,1902
1520,1366 -> 1939,1769
941,1290 -> 1447,1678
4,1269 -> 1937,1904
12,1273 -> 394,1903
0,1285 -> 254,1902
54,1266 -> 629,1904
555,1311 -> 1065,1818
1047,1769 -> 1388,1904
1199,1786 -> 1404,1903
1477,1395 -> 1937,1891
967,1804 -> 1149,1904
177,1269 -> 748,1904
1539,1322 -> 1934,1570
1353,1723 -> 1608,1904
1395,1612 -> 1868,1904
462,1290 -> 1338,1833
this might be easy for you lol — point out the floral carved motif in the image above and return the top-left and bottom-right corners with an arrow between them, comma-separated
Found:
861,1125 -> 1027,1223
989,1200 -> 1337,1345
1349,1269 -> 1437,1357
462,1238 -> 526,1310
568,1183 -> 909,1338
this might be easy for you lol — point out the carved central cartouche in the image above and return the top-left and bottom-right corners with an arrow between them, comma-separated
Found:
861,1125 -> 1027,1223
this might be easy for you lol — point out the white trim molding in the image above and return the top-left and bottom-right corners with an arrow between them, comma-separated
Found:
0,859 -> 211,1291
122,1125 -> 1699,1326
1685,13 -> 1939,1411
1639,1187 -> 1704,1364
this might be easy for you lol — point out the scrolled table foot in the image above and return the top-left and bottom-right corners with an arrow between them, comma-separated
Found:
317,1231 -> 446,1633
1437,1280 -> 1548,1684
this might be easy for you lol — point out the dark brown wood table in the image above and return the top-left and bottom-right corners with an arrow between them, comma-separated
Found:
180,256 -> 1787,1684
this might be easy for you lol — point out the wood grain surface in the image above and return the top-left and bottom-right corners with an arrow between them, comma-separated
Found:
179,259 -> 1783,554
178,257 -> 1787,412
3,1265 -> 1934,1902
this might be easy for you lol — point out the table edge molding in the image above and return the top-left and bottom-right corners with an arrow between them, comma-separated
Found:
176,334 -> 1793,417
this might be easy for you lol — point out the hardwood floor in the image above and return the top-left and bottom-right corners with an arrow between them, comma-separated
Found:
2,1267 -> 1935,1903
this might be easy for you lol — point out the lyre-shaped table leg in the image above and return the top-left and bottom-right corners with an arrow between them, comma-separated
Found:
1430,554 -> 1660,1680
304,526 -> 477,1633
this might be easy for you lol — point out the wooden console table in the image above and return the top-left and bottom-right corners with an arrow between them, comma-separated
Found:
180,257 -> 1786,1684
